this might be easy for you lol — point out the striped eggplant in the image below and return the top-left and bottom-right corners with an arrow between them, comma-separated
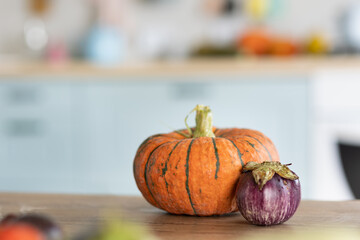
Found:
236,161 -> 301,225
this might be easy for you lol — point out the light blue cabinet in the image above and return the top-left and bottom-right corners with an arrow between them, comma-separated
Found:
71,83 -> 121,193
0,81 -> 74,191
0,76 -> 309,197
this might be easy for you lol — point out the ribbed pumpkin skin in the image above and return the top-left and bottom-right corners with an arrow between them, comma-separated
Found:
133,128 -> 279,216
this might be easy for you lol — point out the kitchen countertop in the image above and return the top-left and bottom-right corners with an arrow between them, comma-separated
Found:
2,56 -> 360,78
1,193 -> 360,239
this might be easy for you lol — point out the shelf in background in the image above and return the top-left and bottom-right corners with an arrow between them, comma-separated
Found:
1,56 -> 360,78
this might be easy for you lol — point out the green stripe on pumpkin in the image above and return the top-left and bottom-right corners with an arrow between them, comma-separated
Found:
162,140 -> 182,193
212,138 -> 220,180
245,135 -> 273,161
145,141 -> 175,206
225,138 -> 245,167
185,139 -> 197,215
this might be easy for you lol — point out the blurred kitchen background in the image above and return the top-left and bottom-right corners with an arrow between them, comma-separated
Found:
2,0 -> 360,200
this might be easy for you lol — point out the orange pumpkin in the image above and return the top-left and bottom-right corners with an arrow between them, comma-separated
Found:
133,105 -> 279,216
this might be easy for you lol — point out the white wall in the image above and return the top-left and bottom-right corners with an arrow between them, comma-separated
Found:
0,0 -> 358,58
310,70 -> 360,200
0,0 -> 93,56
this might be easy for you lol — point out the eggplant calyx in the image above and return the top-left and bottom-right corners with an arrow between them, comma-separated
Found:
242,161 -> 299,190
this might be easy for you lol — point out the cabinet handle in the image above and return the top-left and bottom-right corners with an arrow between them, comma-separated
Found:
6,119 -> 42,137
172,82 -> 211,99
7,86 -> 38,104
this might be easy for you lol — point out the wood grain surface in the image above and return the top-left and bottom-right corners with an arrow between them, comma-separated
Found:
0,193 -> 360,240
2,56 -> 360,78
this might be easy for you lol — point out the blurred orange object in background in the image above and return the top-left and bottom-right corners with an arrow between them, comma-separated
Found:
30,0 -> 49,15
238,29 -> 299,56
237,29 -> 272,55
270,37 -> 299,56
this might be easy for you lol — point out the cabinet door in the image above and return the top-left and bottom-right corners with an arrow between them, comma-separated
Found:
0,85 -> 7,172
40,83 -> 74,192
115,81 -> 173,195
0,81 -> 74,193
71,82 -> 120,194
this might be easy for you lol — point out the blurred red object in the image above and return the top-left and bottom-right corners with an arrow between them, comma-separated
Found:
237,29 -> 272,55
0,224 -> 44,240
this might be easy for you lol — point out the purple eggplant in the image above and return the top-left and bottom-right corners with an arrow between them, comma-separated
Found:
236,161 -> 301,226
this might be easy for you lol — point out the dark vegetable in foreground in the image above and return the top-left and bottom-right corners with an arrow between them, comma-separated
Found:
236,161 -> 301,226
0,213 -> 63,240
0,224 -> 44,240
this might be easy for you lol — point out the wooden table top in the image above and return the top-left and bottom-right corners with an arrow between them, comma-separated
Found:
0,193 -> 360,240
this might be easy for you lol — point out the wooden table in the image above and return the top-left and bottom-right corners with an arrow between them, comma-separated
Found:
1,193 -> 360,239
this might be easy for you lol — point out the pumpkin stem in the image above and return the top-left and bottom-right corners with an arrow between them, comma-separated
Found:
184,104 -> 215,138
